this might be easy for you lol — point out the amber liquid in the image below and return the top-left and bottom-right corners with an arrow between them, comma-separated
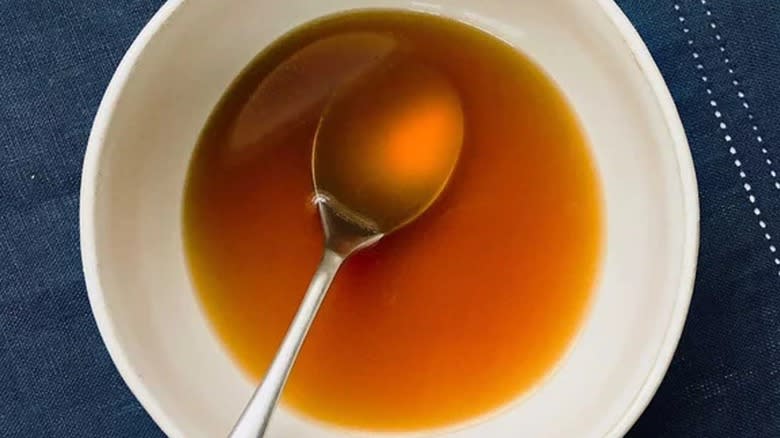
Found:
184,10 -> 602,432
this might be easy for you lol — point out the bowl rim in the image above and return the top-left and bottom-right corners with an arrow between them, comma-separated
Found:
79,0 -> 700,437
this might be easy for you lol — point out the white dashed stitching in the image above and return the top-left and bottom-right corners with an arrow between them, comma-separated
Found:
700,0 -> 780,192
675,3 -> 780,274
698,0 -> 780,271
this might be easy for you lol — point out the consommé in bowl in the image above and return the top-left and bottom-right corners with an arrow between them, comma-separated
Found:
80,0 -> 699,437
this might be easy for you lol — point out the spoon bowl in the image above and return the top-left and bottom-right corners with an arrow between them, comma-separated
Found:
313,56 -> 463,234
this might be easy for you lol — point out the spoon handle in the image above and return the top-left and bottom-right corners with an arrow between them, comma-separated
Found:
229,249 -> 344,438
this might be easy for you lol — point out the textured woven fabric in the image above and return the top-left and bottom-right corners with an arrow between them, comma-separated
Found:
1,1 -> 778,436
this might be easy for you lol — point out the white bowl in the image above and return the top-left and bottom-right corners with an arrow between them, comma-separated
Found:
80,0 -> 699,437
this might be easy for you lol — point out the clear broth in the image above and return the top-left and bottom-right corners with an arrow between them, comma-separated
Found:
184,10 -> 602,432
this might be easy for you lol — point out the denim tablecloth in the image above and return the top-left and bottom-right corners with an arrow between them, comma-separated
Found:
2,1 -> 780,436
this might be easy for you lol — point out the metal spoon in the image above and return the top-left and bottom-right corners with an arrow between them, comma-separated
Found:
229,55 -> 463,438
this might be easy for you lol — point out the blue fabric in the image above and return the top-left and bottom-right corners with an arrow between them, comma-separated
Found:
1,0 -> 778,436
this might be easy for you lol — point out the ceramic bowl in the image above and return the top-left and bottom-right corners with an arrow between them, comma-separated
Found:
80,0 -> 699,436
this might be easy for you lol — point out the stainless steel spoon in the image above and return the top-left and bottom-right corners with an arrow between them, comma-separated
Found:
229,55 -> 463,438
